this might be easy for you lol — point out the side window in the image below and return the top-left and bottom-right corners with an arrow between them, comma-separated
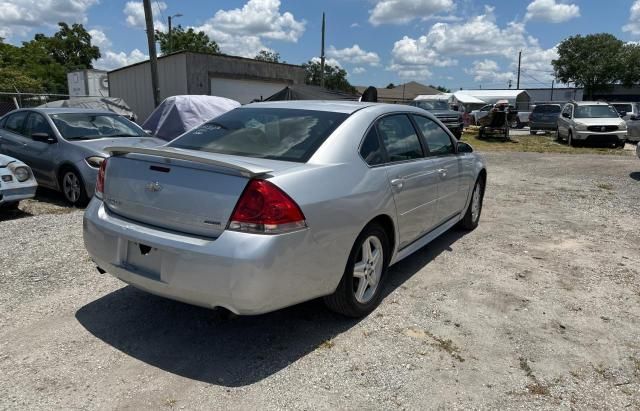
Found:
359,127 -> 385,166
4,112 -> 28,135
375,114 -> 423,162
413,116 -> 455,156
25,113 -> 53,137
562,105 -> 572,118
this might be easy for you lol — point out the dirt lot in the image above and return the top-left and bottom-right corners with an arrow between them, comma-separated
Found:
1,152 -> 639,410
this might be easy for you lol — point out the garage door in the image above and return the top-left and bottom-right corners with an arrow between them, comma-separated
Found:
209,78 -> 288,104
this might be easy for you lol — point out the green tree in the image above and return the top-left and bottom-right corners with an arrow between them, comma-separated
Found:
255,50 -> 282,63
0,67 -> 44,92
35,22 -> 100,70
552,33 -> 625,99
302,60 -> 356,94
155,25 -> 220,54
620,43 -> 640,87
385,83 -> 395,89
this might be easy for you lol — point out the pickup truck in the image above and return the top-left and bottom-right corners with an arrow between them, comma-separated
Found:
408,100 -> 464,138
471,104 -> 530,128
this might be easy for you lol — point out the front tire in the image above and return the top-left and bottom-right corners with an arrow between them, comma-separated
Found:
458,176 -> 485,230
60,168 -> 88,207
324,223 -> 390,317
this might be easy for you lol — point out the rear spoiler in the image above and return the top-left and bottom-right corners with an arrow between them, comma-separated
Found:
106,146 -> 273,178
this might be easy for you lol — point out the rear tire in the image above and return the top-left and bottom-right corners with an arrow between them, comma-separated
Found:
324,223 -> 390,318
458,176 -> 485,230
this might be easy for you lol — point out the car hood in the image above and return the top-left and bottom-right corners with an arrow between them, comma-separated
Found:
69,137 -> 166,156
573,118 -> 625,126
0,153 -> 20,167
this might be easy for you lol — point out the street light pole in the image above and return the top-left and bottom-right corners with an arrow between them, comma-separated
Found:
168,13 -> 182,54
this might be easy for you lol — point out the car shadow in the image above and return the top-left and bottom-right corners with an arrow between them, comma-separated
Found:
630,172 -> 640,181
75,228 -> 468,387
0,206 -> 33,221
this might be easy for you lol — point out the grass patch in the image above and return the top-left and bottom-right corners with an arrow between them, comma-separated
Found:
319,339 -> 335,349
461,129 -> 631,156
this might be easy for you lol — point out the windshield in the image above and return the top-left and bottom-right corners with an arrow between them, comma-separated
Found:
574,105 -> 620,119
533,105 -> 561,113
51,113 -> 146,140
169,108 -> 349,162
611,104 -> 632,114
413,101 -> 450,111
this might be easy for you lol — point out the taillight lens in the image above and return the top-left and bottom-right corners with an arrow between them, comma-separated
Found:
228,179 -> 307,234
95,158 -> 108,198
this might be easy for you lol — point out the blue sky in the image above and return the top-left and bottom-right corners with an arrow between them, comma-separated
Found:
2,0 -> 640,90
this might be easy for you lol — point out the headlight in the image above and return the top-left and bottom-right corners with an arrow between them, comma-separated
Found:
619,121 -> 627,130
85,156 -> 106,168
574,122 -> 587,131
12,166 -> 31,182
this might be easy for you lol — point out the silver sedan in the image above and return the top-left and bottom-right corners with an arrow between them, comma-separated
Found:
83,101 -> 487,317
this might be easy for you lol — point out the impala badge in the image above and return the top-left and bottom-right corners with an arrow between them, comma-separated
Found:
145,181 -> 163,192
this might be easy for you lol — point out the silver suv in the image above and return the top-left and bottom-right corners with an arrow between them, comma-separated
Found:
557,101 -> 627,148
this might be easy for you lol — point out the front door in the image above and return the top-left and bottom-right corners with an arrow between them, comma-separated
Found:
0,111 -> 30,160
375,114 -> 440,248
22,112 -> 59,187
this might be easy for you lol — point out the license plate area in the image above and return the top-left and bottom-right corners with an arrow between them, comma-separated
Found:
125,241 -> 162,281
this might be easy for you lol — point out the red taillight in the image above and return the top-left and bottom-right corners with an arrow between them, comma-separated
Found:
95,158 -> 108,197
228,179 -> 307,234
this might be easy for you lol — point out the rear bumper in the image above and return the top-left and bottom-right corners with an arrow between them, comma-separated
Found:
82,199 -> 338,315
529,121 -> 557,131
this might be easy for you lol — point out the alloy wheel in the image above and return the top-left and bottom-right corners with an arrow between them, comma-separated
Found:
471,182 -> 482,223
63,171 -> 81,204
352,235 -> 384,304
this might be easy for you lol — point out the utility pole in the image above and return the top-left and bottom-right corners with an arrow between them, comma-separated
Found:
550,79 -> 555,100
516,50 -> 522,90
168,13 -> 183,54
320,12 -> 326,88
143,0 -> 160,107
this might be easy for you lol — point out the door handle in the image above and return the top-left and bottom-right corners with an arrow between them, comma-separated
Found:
437,168 -> 447,177
390,178 -> 404,189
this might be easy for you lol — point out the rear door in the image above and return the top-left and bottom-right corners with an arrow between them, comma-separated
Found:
412,115 -> 468,225
374,114 -> 440,248
0,111 -> 29,159
558,104 -> 572,137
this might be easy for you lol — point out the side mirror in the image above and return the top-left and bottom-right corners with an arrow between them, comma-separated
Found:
630,115 -> 638,121
32,132 -> 56,144
562,112 -> 570,118
457,142 -> 473,153
619,111 -> 627,118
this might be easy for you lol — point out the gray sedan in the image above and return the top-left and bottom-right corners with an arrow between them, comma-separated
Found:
83,101 -> 487,317
0,108 -> 164,206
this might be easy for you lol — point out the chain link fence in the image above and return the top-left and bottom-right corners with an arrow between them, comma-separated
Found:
0,92 -> 71,117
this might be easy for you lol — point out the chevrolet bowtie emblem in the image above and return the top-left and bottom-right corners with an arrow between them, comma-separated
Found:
145,181 -> 163,192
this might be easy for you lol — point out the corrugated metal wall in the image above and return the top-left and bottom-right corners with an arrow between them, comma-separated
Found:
108,53 -> 187,122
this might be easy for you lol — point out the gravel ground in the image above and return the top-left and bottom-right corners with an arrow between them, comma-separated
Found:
1,152 -> 639,410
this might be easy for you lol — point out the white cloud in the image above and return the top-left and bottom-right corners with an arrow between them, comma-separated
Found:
369,0 -> 454,25
94,49 -> 147,71
623,0 -> 640,35
525,0 -> 580,23
310,56 -> 342,68
195,0 -> 305,57
350,22 -> 360,28
465,59 -> 513,83
327,45 -> 380,66
88,29 -> 111,49
123,1 -> 167,32
386,34 -> 457,80
353,67 -> 366,74
0,0 -> 98,38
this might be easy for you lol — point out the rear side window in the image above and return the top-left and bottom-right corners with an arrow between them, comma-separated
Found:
413,115 -> 454,156
612,104 -> 633,114
4,111 -> 28,135
375,114 -> 423,162
533,105 -> 561,113
170,108 -> 348,163
359,127 -> 385,166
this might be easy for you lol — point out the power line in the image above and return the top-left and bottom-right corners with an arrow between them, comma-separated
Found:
155,0 -> 165,23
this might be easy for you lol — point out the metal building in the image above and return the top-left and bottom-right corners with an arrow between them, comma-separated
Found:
108,51 -> 307,122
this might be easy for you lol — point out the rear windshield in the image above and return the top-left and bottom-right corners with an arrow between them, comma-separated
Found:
169,108 -> 349,162
533,105 -> 561,113
611,104 -> 632,114
574,105 -> 620,119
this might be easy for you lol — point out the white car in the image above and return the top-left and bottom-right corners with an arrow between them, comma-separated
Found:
556,101 -> 627,148
0,154 -> 37,208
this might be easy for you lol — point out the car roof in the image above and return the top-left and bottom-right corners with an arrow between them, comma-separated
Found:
8,108 -> 117,115
242,100 -> 382,114
571,101 -> 611,106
